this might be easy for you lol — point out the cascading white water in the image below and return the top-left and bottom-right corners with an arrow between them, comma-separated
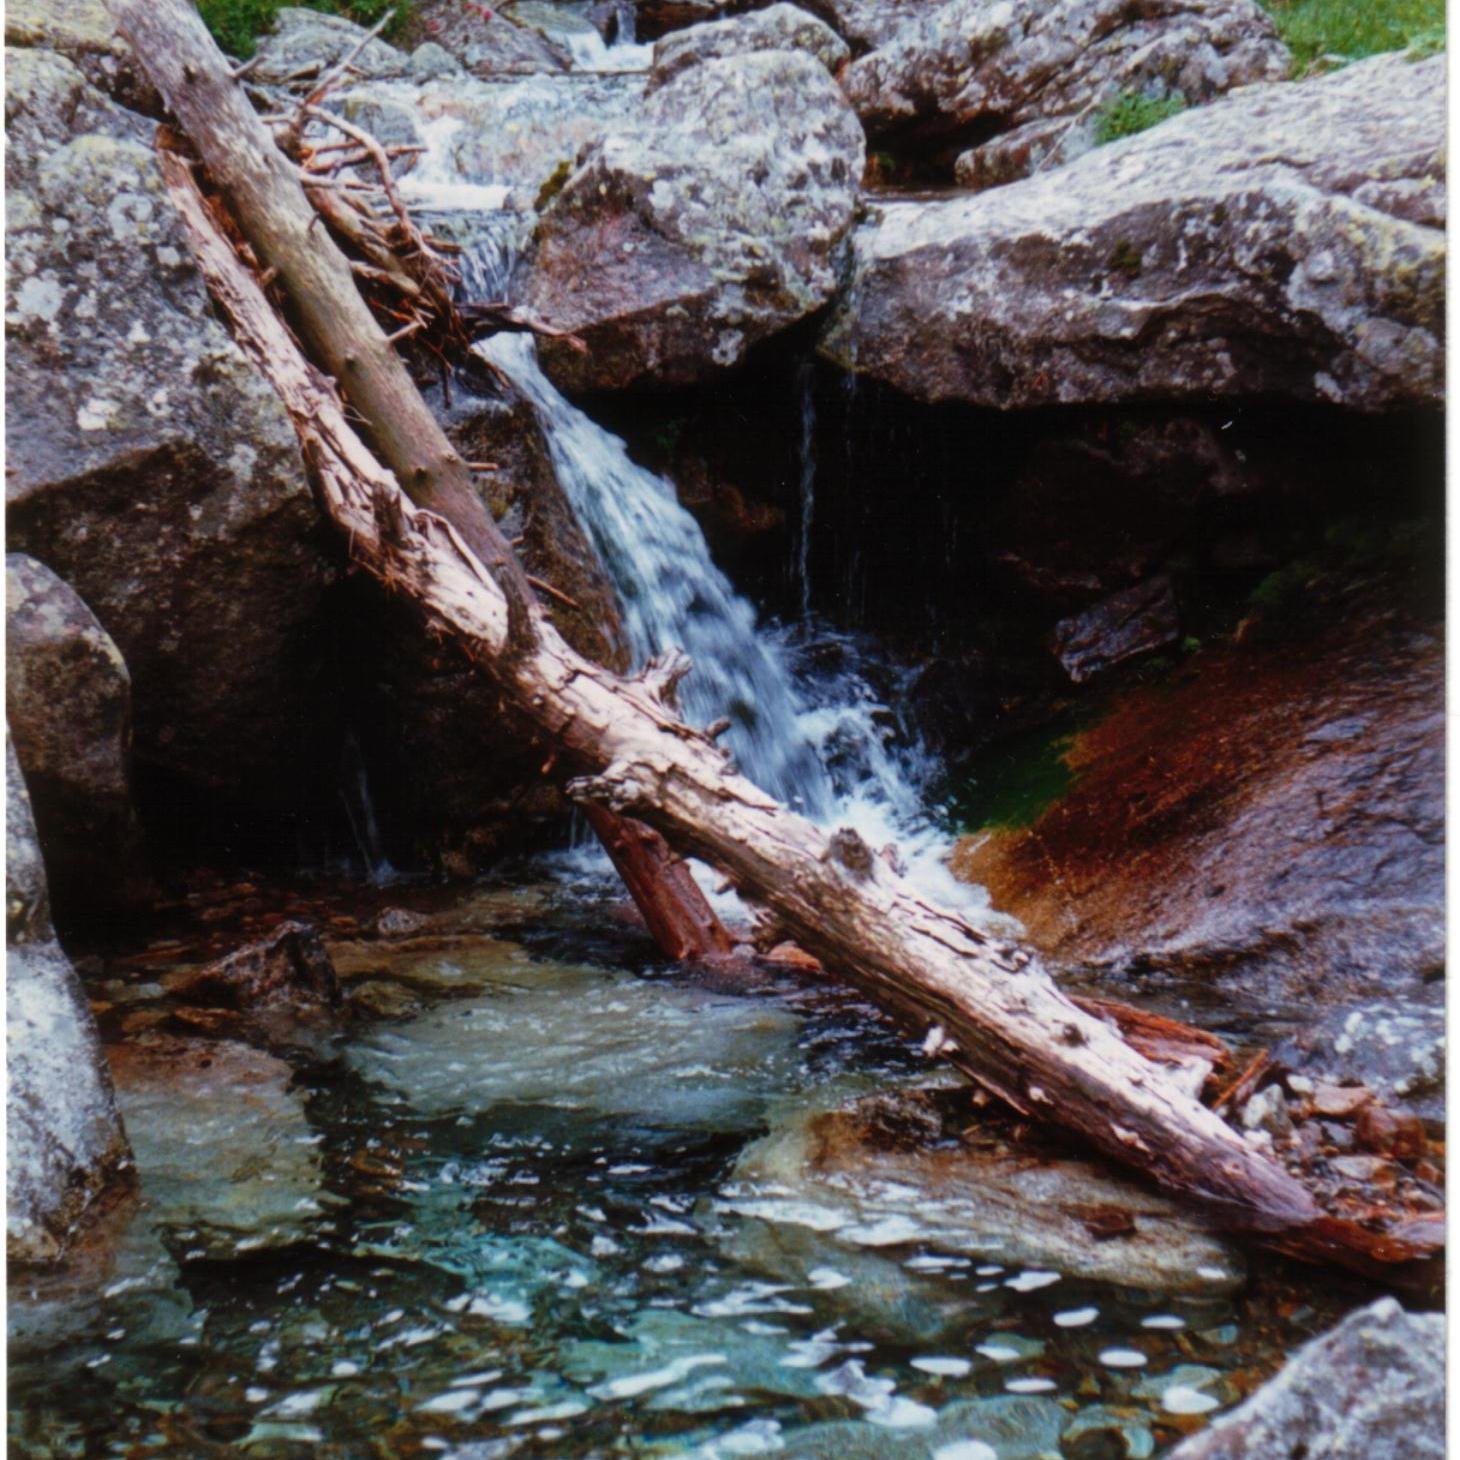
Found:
480,332 -> 833,817
373,52 -> 998,914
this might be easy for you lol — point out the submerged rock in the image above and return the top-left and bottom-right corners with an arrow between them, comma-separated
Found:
6,554 -> 148,925
519,48 -> 864,389
1167,1297 -> 1443,1459
781,1395 -> 1067,1458
649,4 -> 850,90
715,1081 -> 1243,1324
822,52 -> 1444,411
951,597 -> 1443,1013
349,954 -> 802,1131
841,0 -> 1287,184
6,46 -> 332,812
163,921 -> 340,1013
107,1035 -> 326,1261
7,733 -> 132,1264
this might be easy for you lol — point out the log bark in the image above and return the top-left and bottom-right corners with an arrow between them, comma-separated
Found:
122,0 -> 1437,1279
109,0 -> 728,962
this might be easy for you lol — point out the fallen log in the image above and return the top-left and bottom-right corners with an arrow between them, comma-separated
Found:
110,0 -> 726,962
115,0 -> 1438,1278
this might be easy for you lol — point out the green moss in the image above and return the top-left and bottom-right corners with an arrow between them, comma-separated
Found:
1107,241 -> 1144,279
1248,514 -> 1433,616
1259,0 -> 1445,70
946,720 -> 1085,834
534,159 -> 574,213
198,0 -> 415,59
1093,89 -> 1187,145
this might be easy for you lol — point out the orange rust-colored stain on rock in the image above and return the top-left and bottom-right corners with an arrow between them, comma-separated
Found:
950,600 -> 1443,999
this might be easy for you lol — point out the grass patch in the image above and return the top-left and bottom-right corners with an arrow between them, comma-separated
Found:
199,0 -> 413,59
1093,90 -> 1187,144
1260,0 -> 1445,69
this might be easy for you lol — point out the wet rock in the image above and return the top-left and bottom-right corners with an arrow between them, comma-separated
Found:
1277,995 -> 1445,1122
951,600 -> 1443,1011
7,733 -> 132,1264
822,53 -> 1444,411
1238,1085 -> 1291,1142
841,0 -> 1287,184
781,1394 -> 1068,1458
1048,576 -> 1179,684
634,0 -> 751,42
649,4 -> 850,90
163,921 -> 340,1013
107,1035 -> 327,1260
989,417 -> 1257,606
6,554 -> 148,924
6,48 -> 332,812
250,7 -> 410,80
715,1081 -> 1243,1314
349,955 -> 802,1130
412,69 -> 643,196
519,49 -> 864,390
359,366 -> 629,872
1167,1297 -> 1443,1460
3,0 -> 158,112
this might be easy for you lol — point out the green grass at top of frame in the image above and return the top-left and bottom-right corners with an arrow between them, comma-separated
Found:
198,0 -> 413,59
1260,0 -> 1445,68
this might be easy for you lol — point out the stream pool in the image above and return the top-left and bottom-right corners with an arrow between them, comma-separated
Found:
8,870 -> 1365,1459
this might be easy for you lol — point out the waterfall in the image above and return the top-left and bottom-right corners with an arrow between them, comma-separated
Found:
479,333 -> 833,818
338,732 -> 396,886
794,361 -> 816,622
380,83 -> 999,916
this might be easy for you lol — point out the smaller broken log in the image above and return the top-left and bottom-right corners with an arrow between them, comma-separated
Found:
582,803 -> 737,960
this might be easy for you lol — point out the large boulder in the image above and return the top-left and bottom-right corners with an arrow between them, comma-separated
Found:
950,595 -> 1444,1015
6,554 -> 148,925
406,0 -> 574,76
649,4 -> 850,89
5,47 -> 333,812
7,733 -> 132,1264
248,6 -> 412,80
518,49 -> 865,389
802,0 -> 933,51
821,52 -> 1444,411
1168,1298 -> 1443,1460
3,0 -> 158,112
841,0 -> 1288,185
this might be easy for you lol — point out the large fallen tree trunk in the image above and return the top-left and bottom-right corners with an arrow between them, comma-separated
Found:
115,0 -> 1436,1279
107,0 -> 726,963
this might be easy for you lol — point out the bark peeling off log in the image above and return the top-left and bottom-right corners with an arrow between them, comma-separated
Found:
123,0 -> 1441,1279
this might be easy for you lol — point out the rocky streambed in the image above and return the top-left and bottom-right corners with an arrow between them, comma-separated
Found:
10,867 -> 1384,1458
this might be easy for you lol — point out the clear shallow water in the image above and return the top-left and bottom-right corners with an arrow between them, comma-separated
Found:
10,878 -> 1358,1459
